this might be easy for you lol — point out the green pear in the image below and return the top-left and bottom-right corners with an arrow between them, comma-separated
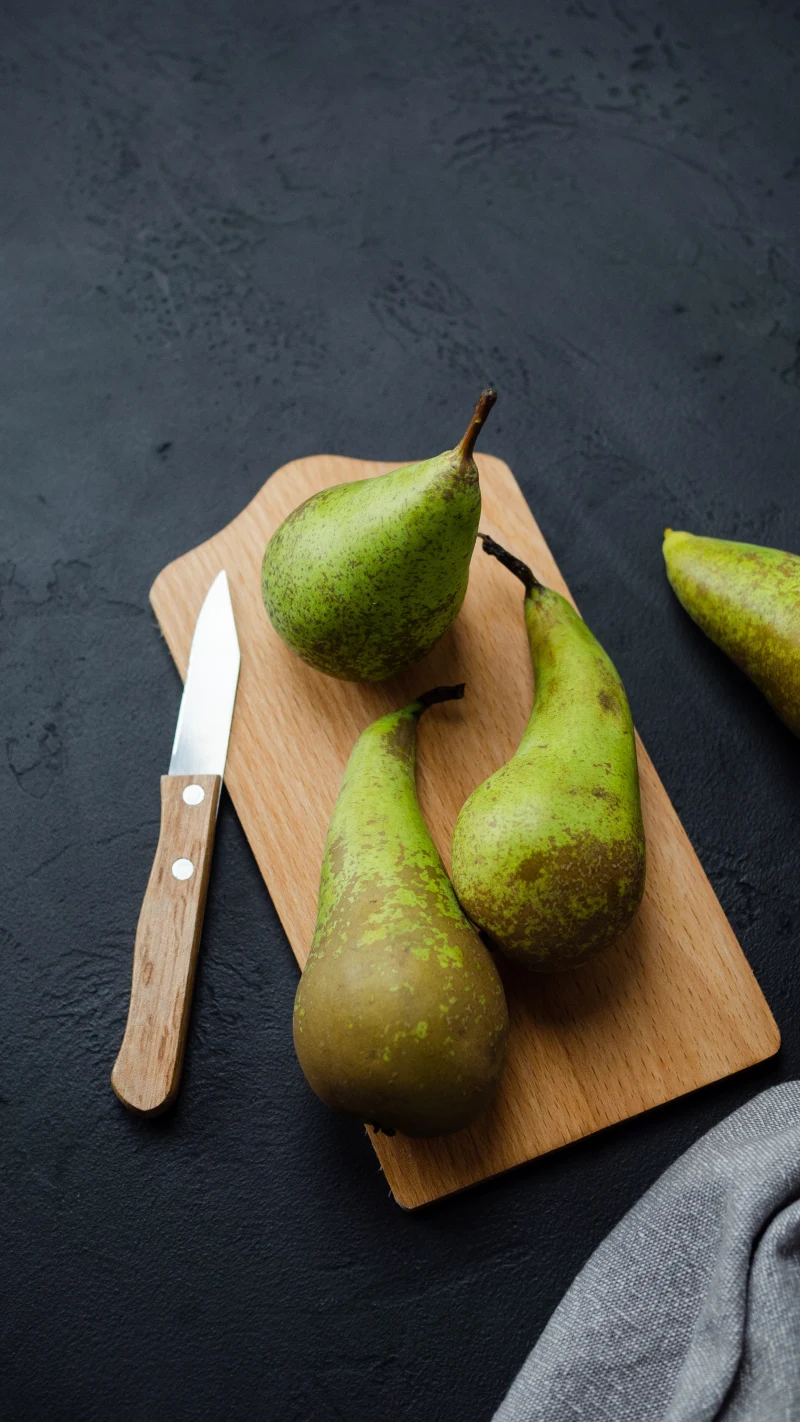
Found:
293,686 -> 508,1137
451,538 -> 646,971
663,529 -> 800,736
261,391 -> 496,681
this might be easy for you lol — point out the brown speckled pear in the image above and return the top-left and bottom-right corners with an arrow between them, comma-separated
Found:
261,391 -> 496,681
293,687 -> 508,1138
663,529 -> 800,736
451,538 -> 646,971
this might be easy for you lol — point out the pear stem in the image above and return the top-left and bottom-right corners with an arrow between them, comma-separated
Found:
479,533 -> 542,593
457,389 -> 497,462
415,683 -> 466,712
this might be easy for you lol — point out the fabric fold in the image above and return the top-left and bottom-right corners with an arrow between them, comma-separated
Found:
493,1082 -> 800,1422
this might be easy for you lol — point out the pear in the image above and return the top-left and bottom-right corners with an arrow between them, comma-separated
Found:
451,538 -> 646,971
261,390 -> 497,681
663,529 -> 800,737
293,686 -> 508,1137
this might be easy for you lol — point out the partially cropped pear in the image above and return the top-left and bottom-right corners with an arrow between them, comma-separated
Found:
261,391 -> 497,681
663,529 -> 800,737
293,686 -> 508,1137
451,538 -> 646,971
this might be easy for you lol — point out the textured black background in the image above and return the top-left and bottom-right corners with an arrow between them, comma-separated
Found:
2,2 -> 799,1418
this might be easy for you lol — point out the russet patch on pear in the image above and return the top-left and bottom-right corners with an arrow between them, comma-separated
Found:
451,537 -> 646,972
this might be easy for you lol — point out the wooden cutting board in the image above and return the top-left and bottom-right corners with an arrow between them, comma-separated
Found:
151,452 -> 780,1208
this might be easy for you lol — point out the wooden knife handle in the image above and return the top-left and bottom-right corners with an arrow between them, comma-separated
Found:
111,773 -> 221,1115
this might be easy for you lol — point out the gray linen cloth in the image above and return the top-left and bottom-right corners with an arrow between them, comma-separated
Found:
494,1082 -> 800,1422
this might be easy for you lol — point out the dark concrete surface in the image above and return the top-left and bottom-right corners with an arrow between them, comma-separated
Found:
1,2 -> 799,1418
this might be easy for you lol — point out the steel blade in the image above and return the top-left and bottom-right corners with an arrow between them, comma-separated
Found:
169,570 -> 240,778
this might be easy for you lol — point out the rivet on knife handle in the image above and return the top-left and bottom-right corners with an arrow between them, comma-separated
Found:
111,774 -> 221,1114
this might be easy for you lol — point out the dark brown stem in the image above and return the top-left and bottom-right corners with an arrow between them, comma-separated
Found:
457,389 -> 497,462
416,684 -> 466,711
478,533 -> 542,593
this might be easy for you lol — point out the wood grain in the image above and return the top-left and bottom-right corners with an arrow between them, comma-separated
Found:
112,773 -> 221,1115
150,453 -> 780,1206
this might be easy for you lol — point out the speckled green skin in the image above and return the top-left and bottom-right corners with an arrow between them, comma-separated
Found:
261,450 -> 480,681
451,590 -> 646,971
664,530 -> 800,737
293,701 -> 508,1137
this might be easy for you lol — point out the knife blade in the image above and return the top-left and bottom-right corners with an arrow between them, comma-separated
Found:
111,570 -> 241,1115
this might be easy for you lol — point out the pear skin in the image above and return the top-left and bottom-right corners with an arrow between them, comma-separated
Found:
293,687 -> 508,1137
451,539 -> 646,971
261,391 -> 496,681
663,529 -> 800,736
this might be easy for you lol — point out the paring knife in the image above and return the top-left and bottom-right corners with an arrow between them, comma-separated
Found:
111,570 -> 241,1115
